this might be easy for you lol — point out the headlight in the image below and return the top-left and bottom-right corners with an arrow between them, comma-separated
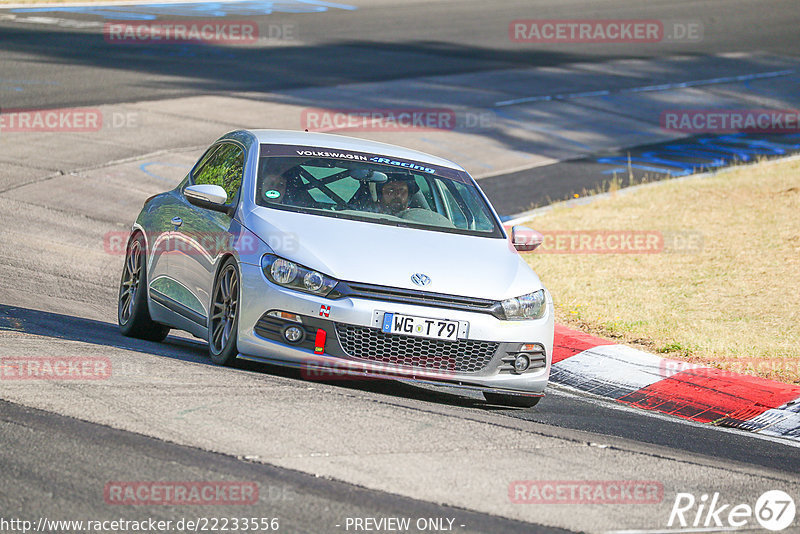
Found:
271,258 -> 298,284
261,254 -> 338,297
501,289 -> 546,320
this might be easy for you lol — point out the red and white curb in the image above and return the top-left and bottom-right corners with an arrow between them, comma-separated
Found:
550,325 -> 800,442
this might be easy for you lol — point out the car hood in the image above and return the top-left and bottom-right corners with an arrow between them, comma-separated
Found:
245,207 -> 543,301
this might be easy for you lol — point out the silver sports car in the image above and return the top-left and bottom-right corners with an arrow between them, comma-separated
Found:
118,130 -> 554,407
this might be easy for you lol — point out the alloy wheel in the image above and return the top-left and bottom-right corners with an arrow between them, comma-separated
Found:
119,240 -> 142,324
211,264 -> 238,353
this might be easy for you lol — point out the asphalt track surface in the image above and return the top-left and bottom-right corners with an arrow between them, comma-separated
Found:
1,1 -> 800,533
2,0 -> 800,109
1,399 -> 573,534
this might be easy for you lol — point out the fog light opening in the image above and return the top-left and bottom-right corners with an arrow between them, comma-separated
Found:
283,326 -> 304,343
514,354 -> 530,373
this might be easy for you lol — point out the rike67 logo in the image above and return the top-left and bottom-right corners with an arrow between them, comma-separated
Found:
668,490 -> 796,531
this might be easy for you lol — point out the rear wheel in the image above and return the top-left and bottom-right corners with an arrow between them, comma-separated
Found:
483,392 -> 541,408
118,233 -> 170,342
209,257 -> 240,366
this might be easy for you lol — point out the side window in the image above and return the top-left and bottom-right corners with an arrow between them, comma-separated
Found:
192,143 -> 244,205
452,181 -> 494,231
437,182 -> 468,229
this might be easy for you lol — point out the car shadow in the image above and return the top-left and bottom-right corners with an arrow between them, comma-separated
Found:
0,303 -> 209,363
0,303 -> 513,411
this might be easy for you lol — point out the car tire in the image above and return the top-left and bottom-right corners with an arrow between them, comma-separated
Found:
483,392 -> 541,408
208,257 -> 240,366
118,233 -> 170,342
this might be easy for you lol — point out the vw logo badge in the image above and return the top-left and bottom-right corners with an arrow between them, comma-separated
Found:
411,273 -> 431,287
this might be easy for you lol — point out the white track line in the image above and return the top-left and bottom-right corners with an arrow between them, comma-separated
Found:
494,69 -> 796,107
546,386 -> 800,449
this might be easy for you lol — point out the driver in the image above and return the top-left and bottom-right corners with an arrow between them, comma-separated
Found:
377,173 -> 419,216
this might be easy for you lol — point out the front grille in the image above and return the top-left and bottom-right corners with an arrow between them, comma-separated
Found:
329,281 -> 503,318
334,323 -> 498,373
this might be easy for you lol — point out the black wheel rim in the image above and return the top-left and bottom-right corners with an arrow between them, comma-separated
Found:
119,240 -> 142,324
211,264 -> 238,353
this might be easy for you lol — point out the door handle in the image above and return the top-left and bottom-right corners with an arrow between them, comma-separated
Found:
171,217 -> 183,229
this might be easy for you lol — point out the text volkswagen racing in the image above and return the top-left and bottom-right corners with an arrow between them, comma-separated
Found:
117,130 -> 554,407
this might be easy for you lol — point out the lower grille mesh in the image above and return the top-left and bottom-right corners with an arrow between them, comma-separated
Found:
334,324 -> 497,373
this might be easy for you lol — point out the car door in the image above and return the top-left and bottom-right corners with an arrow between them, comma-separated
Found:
144,187 -> 185,309
170,142 -> 245,328
146,161 -> 221,326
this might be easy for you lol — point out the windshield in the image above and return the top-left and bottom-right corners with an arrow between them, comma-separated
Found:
255,152 -> 503,237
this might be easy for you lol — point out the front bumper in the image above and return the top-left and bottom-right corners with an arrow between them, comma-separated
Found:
237,262 -> 554,395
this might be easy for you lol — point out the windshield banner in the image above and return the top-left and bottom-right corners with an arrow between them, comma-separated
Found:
259,144 -> 469,182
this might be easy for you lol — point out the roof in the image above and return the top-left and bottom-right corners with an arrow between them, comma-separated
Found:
245,129 -> 465,171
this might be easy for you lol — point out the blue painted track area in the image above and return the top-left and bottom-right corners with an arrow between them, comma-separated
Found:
11,0 -> 357,20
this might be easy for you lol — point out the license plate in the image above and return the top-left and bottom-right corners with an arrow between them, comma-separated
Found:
381,313 -> 464,341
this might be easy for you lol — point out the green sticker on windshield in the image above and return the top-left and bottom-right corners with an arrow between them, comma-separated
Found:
265,190 -> 281,199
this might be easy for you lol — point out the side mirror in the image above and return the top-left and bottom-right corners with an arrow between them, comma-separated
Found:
185,184 -> 231,214
511,225 -> 543,252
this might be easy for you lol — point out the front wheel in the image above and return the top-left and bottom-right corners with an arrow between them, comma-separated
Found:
118,233 -> 170,342
483,392 -> 541,408
208,257 -> 240,366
